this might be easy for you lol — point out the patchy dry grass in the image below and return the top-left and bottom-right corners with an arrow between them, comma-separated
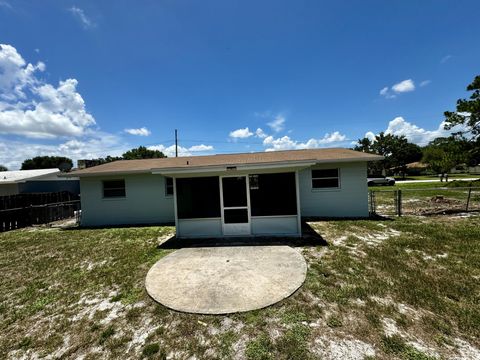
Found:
1,215 -> 479,359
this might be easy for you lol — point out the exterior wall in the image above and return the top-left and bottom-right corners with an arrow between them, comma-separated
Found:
251,216 -> 299,236
18,180 -> 80,195
177,218 -> 222,238
299,162 -> 369,218
0,183 -> 19,196
80,174 -> 174,227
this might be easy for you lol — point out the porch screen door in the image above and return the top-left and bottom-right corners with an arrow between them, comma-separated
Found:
221,176 -> 250,236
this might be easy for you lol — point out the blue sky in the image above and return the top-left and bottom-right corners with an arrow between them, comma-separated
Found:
0,0 -> 479,169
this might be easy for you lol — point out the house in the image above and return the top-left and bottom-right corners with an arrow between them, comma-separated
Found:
0,169 -> 80,196
67,148 -> 382,238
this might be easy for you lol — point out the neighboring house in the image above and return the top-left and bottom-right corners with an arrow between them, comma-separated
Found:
67,148 -> 382,238
394,162 -> 480,176
0,169 -> 80,196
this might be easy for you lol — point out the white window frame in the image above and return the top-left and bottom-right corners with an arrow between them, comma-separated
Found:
102,179 -> 126,199
165,177 -> 174,197
311,168 -> 341,191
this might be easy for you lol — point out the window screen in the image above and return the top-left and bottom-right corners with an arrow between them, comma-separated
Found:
311,168 -> 339,188
224,209 -> 249,224
165,177 -> 174,196
103,179 -> 126,198
222,177 -> 247,207
176,177 -> 221,219
249,173 -> 297,216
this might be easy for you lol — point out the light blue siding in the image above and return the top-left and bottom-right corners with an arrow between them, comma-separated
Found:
298,162 -> 369,217
80,174 -> 174,226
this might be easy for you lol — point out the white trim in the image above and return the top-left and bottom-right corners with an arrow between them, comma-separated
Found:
164,176 -> 174,197
250,214 -> 297,219
152,160 -> 317,175
311,168 -> 341,191
220,175 -> 251,236
102,179 -> 126,199
178,217 -> 221,222
295,170 -> 302,236
63,169 -> 151,178
222,206 -> 248,210
173,177 -> 179,237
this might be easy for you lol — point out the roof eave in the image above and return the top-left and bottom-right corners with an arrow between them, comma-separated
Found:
61,169 -> 151,178
152,159 -> 318,175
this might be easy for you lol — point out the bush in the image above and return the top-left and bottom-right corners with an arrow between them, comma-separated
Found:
142,343 -> 162,357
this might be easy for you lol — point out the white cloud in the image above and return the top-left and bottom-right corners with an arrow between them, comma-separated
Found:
0,44 -> 45,101
229,127 -> 253,139
262,131 -> 348,151
188,144 -> 214,152
365,116 -> 468,146
364,131 -> 376,141
379,87 -> 389,96
69,6 -> 95,29
380,79 -> 416,99
147,143 -> 214,157
0,44 -> 131,170
255,128 -> 267,138
0,1 -> 12,10
419,80 -> 431,87
0,133 -> 124,170
267,114 -> 286,132
440,55 -> 452,64
0,44 -> 96,139
392,79 -> 415,93
124,127 -> 151,136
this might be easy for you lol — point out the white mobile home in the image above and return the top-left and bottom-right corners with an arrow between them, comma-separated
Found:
67,148 -> 382,237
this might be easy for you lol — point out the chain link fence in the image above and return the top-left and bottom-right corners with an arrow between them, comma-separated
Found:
369,187 -> 480,217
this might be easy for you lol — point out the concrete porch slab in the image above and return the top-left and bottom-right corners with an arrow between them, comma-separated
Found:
145,246 -> 307,314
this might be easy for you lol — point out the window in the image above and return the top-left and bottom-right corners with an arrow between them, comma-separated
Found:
103,179 -> 126,198
249,173 -> 297,216
176,177 -> 221,219
165,177 -> 174,196
311,168 -> 339,189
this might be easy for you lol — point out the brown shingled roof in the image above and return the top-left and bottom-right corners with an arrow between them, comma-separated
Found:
68,148 -> 383,176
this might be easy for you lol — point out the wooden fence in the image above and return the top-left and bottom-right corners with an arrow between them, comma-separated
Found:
0,192 -> 80,232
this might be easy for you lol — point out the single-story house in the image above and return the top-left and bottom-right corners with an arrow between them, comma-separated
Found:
66,148 -> 382,238
0,169 -> 80,196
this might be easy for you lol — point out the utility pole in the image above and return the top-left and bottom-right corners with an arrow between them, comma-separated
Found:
175,129 -> 178,157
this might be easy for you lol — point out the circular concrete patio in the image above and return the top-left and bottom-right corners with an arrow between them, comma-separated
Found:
145,246 -> 307,314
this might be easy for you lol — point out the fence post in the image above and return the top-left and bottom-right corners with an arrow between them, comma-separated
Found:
369,190 -> 375,215
466,187 -> 472,212
397,189 -> 402,217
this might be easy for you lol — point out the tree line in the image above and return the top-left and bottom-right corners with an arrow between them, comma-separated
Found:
0,146 -> 166,172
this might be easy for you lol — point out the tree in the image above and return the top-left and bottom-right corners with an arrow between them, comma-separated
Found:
422,147 -> 457,174
422,136 -> 476,172
444,75 -> 480,139
78,156 -> 123,169
122,146 -> 166,160
354,132 -> 423,175
21,156 -> 73,172
0,165 -> 8,171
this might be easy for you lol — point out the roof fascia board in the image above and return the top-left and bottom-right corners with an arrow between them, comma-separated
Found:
60,169 -> 151,178
151,160 -> 318,175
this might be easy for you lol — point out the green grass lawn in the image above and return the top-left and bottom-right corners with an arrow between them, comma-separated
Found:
1,216 -> 480,359
394,174 -> 480,181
